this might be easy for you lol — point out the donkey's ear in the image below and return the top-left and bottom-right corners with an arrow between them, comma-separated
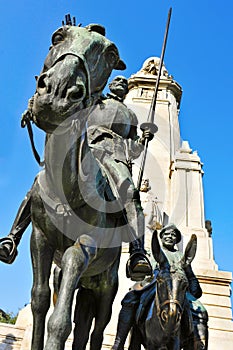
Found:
151,230 -> 168,266
181,234 -> 197,267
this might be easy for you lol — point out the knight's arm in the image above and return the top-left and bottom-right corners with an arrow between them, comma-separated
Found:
127,109 -> 154,158
127,110 -> 145,159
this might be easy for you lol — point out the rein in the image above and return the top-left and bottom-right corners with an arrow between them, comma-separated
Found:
21,93 -> 101,167
22,111 -> 45,167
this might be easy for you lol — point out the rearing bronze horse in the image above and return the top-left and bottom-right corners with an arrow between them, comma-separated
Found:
23,21 -> 133,350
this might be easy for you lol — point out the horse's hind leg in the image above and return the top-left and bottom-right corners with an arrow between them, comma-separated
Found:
44,234 -> 97,350
90,260 -> 119,350
72,287 -> 96,349
30,226 -> 54,350
90,288 -> 118,350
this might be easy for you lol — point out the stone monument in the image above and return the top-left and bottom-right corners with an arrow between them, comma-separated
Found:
104,57 -> 233,349
0,57 -> 232,349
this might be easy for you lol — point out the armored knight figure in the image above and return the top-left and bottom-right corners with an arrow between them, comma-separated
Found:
87,75 -> 153,280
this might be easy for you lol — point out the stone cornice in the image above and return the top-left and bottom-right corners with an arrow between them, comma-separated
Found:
195,269 -> 233,286
128,74 -> 182,107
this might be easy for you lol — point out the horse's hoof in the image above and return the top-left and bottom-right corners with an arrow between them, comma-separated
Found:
0,237 -> 18,264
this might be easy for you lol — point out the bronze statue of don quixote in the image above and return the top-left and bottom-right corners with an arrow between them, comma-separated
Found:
0,10 -> 208,350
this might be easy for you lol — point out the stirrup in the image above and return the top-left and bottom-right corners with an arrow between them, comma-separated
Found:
126,252 -> 153,281
0,237 -> 18,264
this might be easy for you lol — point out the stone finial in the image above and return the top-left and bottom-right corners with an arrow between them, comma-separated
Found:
180,140 -> 192,154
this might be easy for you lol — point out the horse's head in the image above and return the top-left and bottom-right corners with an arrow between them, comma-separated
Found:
151,231 -> 197,334
32,21 -> 126,132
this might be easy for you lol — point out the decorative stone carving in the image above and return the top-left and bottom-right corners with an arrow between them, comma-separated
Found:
141,56 -> 171,78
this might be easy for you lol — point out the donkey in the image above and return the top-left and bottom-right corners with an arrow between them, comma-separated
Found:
128,231 -> 208,350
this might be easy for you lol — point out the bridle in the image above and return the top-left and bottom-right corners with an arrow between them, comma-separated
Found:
21,52 -> 101,167
157,298 -> 183,315
155,273 -> 186,330
21,110 -> 45,167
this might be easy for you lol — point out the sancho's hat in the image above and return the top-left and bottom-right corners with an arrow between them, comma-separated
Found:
159,223 -> 182,244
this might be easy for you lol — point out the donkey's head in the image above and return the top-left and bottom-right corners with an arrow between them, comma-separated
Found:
151,230 -> 197,334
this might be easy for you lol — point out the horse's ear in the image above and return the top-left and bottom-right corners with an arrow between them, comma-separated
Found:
115,59 -> 126,70
181,234 -> 197,267
151,230 -> 168,266
86,24 -> 106,36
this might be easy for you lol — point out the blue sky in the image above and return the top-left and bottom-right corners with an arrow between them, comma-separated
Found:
0,0 -> 232,314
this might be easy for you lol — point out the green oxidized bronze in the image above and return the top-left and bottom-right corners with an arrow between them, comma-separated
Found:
0,15 -> 153,350
112,225 -> 208,350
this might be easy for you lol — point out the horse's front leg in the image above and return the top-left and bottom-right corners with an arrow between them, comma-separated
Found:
44,234 -> 97,350
30,225 -> 54,350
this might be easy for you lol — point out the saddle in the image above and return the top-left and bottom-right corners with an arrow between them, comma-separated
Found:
131,275 -> 157,324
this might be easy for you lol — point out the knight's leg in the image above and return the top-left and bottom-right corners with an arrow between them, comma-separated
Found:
72,287 -> 96,350
44,234 -> 97,350
125,186 -> 152,281
0,189 -> 32,263
30,225 -> 54,350
111,290 -> 140,350
103,158 -> 152,280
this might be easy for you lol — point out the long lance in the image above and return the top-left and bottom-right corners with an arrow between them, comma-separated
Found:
137,7 -> 172,190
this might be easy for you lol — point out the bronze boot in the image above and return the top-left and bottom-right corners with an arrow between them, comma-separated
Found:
126,238 -> 152,281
